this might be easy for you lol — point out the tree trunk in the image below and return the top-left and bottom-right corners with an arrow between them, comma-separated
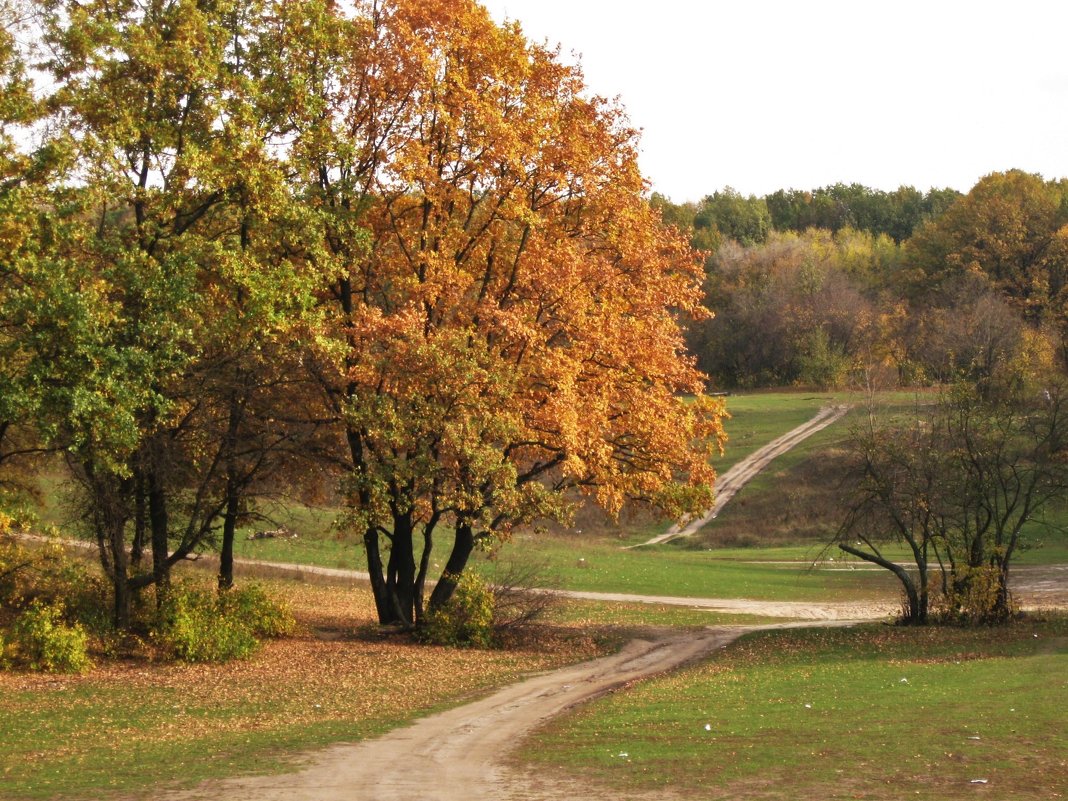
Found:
112,564 -> 131,630
102,499 -> 131,629
363,526 -> 391,623
428,523 -> 476,612
85,464 -> 132,629
131,470 -> 145,570
218,391 -> 244,591
218,478 -> 238,591
385,512 -> 416,626
992,560 -> 1014,620
148,471 -> 170,604
414,524 -> 433,626
839,543 -> 926,623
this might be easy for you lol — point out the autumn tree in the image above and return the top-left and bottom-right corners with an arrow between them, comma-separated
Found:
0,0 -> 49,507
690,229 -> 899,388
906,170 -> 1068,359
281,0 -> 725,626
835,395 -> 950,624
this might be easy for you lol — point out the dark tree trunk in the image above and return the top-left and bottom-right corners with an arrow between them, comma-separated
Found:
363,526 -> 391,623
112,563 -> 131,630
992,561 -> 1014,620
131,470 -> 146,570
385,512 -> 416,626
414,524 -> 432,626
344,424 -> 396,625
219,479 -> 239,591
148,471 -> 170,603
428,523 -> 476,612
84,464 -> 133,629
101,497 -> 131,629
839,543 -> 926,623
413,512 -> 443,626
218,391 -> 244,591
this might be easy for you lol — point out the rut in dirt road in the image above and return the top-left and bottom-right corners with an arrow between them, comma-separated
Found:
634,403 -> 851,548
161,628 -> 757,801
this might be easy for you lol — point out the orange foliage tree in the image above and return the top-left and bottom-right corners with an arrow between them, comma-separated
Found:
281,0 -> 725,625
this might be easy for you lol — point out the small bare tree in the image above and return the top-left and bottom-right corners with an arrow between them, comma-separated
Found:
836,377 -> 1068,623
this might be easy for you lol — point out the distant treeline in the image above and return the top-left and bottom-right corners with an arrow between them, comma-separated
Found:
652,183 -> 962,248
655,172 -> 1068,390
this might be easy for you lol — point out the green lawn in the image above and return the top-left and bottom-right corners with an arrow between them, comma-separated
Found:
523,617 -> 1068,800
711,391 -> 844,472
476,535 -> 899,603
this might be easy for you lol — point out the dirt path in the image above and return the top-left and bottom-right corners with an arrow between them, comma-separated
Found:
634,403 -> 852,548
556,588 -> 894,619
161,624 -> 827,801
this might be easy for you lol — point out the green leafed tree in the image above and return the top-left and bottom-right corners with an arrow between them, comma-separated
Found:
23,0 -> 326,625
694,188 -> 770,247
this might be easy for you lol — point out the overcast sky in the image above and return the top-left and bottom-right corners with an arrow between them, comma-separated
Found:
480,0 -> 1068,202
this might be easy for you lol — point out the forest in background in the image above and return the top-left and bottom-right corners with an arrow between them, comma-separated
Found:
654,172 -> 1068,391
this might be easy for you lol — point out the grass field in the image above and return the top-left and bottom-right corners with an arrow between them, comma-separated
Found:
522,616 -> 1068,800
472,535 -> 901,603
227,390 -> 1064,604
29,389 -> 1066,610
710,391 -> 846,472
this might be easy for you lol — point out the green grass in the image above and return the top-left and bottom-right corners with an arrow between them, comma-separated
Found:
712,391 -> 843,472
27,389 -> 1068,601
0,685 -> 371,798
523,616 -> 1068,800
699,390 -> 1068,559
478,534 -> 899,603
0,674 -> 512,800
232,515 -> 363,570
547,598 -> 786,628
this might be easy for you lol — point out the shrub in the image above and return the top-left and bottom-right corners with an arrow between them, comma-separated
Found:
153,585 -> 258,663
8,600 -> 92,673
153,582 -> 294,663
935,565 -> 1017,624
1,534 -> 97,612
220,583 -> 295,639
486,557 -> 560,635
420,572 -> 495,648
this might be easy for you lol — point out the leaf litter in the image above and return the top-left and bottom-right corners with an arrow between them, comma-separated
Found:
0,580 -> 607,781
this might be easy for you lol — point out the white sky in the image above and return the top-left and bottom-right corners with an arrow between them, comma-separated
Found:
480,0 -> 1068,202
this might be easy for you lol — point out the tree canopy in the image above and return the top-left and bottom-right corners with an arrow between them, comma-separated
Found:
284,0 -> 725,625
3,0 -> 725,629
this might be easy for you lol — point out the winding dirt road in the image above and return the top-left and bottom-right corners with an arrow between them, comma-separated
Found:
635,403 -> 851,548
161,626 -> 788,801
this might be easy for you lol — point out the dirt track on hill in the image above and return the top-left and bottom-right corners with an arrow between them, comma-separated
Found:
636,404 -> 852,547
159,625 -> 815,801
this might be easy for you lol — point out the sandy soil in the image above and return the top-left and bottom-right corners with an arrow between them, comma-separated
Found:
556,588 -> 896,619
636,404 -> 852,547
